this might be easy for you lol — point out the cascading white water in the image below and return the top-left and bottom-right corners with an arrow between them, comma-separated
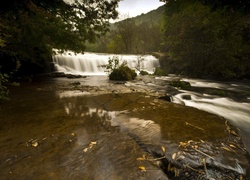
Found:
53,52 -> 160,76
170,79 -> 250,153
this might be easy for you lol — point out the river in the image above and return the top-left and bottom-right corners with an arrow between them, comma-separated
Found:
0,52 -> 249,179
53,52 -> 250,151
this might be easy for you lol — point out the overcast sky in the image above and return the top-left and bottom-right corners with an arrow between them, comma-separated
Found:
117,0 -> 165,19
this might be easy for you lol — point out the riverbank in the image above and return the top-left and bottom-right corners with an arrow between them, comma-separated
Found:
0,76 -> 249,179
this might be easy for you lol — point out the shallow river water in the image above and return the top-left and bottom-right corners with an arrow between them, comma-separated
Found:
0,76 -> 249,179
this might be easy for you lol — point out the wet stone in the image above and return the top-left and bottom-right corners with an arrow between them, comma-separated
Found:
0,78 -> 249,179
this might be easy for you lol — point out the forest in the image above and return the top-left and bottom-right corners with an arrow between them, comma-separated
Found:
161,0 -> 250,79
87,0 -> 250,79
1,0 -> 250,101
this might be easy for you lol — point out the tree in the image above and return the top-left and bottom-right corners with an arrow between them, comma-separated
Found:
161,0 -> 250,79
0,0 -> 120,75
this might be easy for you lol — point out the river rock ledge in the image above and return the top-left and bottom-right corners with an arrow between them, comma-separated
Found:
1,77 -> 249,179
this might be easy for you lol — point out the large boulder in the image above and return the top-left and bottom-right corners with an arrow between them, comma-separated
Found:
109,66 -> 137,81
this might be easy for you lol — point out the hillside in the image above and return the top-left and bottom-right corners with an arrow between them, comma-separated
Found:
112,5 -> 165,27
131,5 -> 165,25
86,5 -> 165,54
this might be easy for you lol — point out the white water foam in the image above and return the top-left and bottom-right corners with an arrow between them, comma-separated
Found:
53,52 -> 160,76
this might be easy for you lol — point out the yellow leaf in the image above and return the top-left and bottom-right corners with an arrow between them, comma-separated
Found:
229,144 -> 237,148
167,164 -> 171,171
200,139 -> 205,143
91,141 -> 97,145
136,157 -> 145,161
83,148 -> 88,152
71,133 -> 75,136
161,146 -> 166,152
139,166 -> 146,171
174,168 -> 179,177
179,142 -> 187,147
230,130 -> 238,136
172,153 -> 176,160
32,141 -> 38,147
194,145 -> 198,149
89,144 -> 93,149
142,154 -> 147,159
221,147 -> 232,152
178,151 -> 181,156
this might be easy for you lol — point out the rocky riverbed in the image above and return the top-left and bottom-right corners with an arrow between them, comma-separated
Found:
0,75 -> 249,179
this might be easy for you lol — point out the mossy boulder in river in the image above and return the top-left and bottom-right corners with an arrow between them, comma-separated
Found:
169,80 -> 191,88
109,65 -> 137,81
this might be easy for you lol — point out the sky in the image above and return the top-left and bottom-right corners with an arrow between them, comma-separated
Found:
116,0 -> 165,19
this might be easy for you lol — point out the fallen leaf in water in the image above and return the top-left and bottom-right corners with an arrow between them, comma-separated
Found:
142,154 -> 147,159
221,146 -> 232,152
71,133 -> 75,136
194,145 -> 199,149
172,153 -> 176,160
230,130 -> 238,136
89,141 -> 97,149
174,168 -> 179,177
90,141 -> 97,145
179,142 -> 187,147
161,146 -> 166,152
167,164 -> 171,171
200,139 -> 205,143
229,144 -> 237,148
136,157 -> 145,161
139,166 -> 146,171
83,148 -> 88,152
32,142 -> 38,147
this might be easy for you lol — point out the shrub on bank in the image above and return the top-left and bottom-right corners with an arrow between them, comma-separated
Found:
154,67 -> 168,76
106,56 -> 137,81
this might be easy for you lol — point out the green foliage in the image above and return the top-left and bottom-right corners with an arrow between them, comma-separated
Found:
86,6 -> 165,54
106,56 -> 137,81
154,67 -> 168,76
0,0 -> 120,75
105,56 -> 120,74
161,1 -> 250,79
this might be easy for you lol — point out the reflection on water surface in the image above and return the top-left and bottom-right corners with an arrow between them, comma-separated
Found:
0,79 -> 249,179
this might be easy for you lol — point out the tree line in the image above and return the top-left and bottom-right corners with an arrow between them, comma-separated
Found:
1,0 -> 250,101
160,0 -> 250,79
0,0 -> 120,76
86,6 -> 165,55
0,0 -> 120,101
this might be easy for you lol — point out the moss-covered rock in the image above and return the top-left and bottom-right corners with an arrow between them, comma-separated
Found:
139,70 -> 149,75
169,80 -> 191,88
109,66 -> 137,81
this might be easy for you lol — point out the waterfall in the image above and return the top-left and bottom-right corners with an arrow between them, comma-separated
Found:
53,52 -> 160,76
